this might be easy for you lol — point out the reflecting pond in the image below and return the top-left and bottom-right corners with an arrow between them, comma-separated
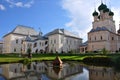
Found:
0,61 -> 120,80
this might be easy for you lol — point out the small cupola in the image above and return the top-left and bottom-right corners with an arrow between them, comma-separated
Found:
117,23 -> 120,34
109,11 -> 114,16
92,10 -> 98,16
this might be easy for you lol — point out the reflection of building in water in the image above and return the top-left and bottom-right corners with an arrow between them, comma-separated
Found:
88,66 -> 120,80
0,62 -> 46,80
0,62 -> 83,80
47,62 -> 83,79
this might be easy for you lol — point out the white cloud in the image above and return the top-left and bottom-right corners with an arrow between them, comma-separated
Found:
61,0 -> 95,41
0,4 -> 6,10
112,7 -> 120,32
6,0 -> 34,8
61,0 -> 120,42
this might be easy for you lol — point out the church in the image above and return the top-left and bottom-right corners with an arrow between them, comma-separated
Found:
80,2 -> 120,53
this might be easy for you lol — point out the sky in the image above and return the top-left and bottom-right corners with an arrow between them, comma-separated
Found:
0,0 -> 120,42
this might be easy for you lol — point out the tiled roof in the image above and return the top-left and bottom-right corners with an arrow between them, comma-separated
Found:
89,27 -> 108,33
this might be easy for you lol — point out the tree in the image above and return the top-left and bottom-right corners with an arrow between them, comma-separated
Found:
101,48 -> 108,54
27,48 -> 32,58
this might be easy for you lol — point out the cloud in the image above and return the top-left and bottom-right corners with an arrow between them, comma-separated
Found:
6,0 -> 34,8
112,7 -> 120,32
0,4 -> 6,10
61,0 -> 95,41
61,0 -> 120,42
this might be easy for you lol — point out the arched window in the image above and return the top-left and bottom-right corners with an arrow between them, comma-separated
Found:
112,37 -> 114,40
101,36 -> 102,40
89,37 -> 91,41
16,39 -> 18,44
95,36 -> 96,40
34,42 -> 37,48
14,48 -> 16,52
21,40 -> 24,44
45,41 -> 48,45
40,42 -> 41,46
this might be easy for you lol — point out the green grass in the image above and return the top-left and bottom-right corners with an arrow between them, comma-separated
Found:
0,53 -> 120,63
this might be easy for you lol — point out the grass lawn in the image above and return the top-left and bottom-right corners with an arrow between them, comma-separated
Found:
0,53 -> 120,63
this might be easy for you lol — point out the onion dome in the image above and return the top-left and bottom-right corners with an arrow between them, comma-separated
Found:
103,8 -> 109,13
117,29 -> 120,34
98,3 -> 107,11
92,10 -> 98,16
98,15 -> 100,19
109,11 -> 114,16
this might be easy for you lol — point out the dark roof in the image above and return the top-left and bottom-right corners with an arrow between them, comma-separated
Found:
89,27 -> 108,33
34,36 -> 48,41
25,35 -> 31,41
92,10 -> 98,16
80,41 -> 88,47
0,40 -> 3,45
109,11 -> 114,16
117,29 -> 120,33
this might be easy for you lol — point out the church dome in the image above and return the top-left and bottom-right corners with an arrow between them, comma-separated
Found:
98,3 -> 107,11
109,11 -> 114,16
92,10 -> 98,16
103,8 -> 109,13
117,29 -> 120,33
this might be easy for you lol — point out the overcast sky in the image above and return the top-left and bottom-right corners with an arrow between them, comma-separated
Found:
0,0 -> 120,42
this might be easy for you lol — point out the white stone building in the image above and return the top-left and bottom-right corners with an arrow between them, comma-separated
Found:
0,40 -> 3,53
3,25 -> 82,54
80,2 -> 120,53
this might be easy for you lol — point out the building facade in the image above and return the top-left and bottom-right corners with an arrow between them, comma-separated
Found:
0,40 -> 3,53
80,2 -> 120,53
3,25 -> 82,54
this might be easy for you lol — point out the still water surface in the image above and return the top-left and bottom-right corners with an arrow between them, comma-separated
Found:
0,61 -> 120,80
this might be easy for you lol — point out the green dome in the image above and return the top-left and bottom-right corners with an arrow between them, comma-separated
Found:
98,15 -> 100,19
103,8 -> 109,13
109,11 -> 114,16
98,3 -> 107,11
118,29 -> 120,33
92,11 -> 98,16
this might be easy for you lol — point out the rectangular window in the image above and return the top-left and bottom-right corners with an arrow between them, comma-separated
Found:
42,42 -> 44,46
34,43 -> 37,48
112,37 -> 114,40
67,39 -> 68,44
61,38 -> 63,43
14,48 -> 16,52
51,40 -> 52,44
40,42 -> 41,46
21,40 -> 23,44
16,39 -> 18,44
54,39 -> 56,44
101,36 -> 102,40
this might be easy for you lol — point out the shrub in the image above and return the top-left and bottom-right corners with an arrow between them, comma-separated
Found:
101,48 -> 108,54
19,58 -> 30,65
27,48 -> 31,54
83,56 -> 113,66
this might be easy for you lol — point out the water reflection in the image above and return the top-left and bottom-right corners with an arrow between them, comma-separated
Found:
0,61 -> 120,80
88,66 -> 120,80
